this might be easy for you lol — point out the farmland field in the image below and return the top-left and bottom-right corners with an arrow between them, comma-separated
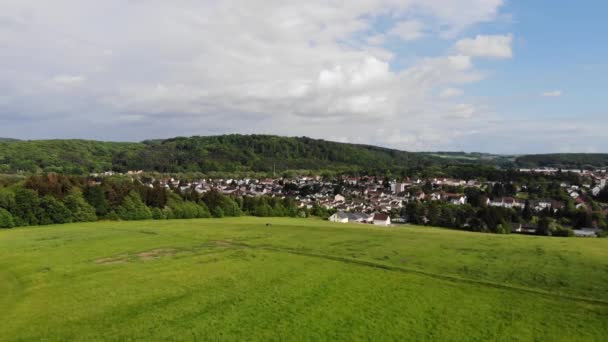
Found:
1,218 -> 607,341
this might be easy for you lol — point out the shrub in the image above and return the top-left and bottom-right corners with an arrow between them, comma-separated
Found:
151,207 -> 166,220
0,208 -> 15,228
211,207 -> 224,218
106,211 -> 120,221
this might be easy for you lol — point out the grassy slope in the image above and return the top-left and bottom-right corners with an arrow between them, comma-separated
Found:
1,218 -> 607,341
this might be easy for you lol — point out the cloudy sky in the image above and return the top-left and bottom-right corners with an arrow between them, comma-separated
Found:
0,1 -> 606,153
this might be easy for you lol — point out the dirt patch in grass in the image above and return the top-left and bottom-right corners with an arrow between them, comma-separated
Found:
95,254 -> 129,265
95,249 -> 177,264
214,240 -> 235,247
137,248 -> 177,261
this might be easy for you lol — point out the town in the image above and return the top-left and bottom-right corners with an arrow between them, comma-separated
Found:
90,169 -> 608,237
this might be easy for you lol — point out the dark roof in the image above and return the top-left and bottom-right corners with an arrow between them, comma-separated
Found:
373,213 -> 389,220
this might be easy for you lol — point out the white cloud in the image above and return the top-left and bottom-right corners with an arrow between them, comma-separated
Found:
389,20 -> 424,41
0,0 -> 516,151
454,34 -> 513,58
542,90 -> 562,97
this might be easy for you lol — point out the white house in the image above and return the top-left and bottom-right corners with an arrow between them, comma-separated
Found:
329,211 -> 373,224
329,212 -> 350,223
372,213 -> 391,226
444,194 -> 467,205
334,194 -> 345,202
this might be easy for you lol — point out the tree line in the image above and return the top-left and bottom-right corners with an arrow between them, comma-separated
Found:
0,174 -> 312,229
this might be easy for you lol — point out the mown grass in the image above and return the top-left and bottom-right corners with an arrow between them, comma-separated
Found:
1,218 -> 607,341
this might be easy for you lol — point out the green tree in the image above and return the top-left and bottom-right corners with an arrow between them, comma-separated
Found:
38,195 -> 72,225
0,189 -> 16,210
64,190 -> 97,222
222,198 -> 242,217
0,208 -> 15,228
84,186 -> 109,217
151,207 -> 166,220
13,188 -> 40,226
255,203 -> 273,217
427,203 -> 440,226
116,191 -> 152,220
106,210 -> 120,221
211,206 -> 224,218
537,216 -> 552,236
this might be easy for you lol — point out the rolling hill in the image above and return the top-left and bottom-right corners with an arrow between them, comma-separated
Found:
0,135 -> 443,174
0,134 -> 606,174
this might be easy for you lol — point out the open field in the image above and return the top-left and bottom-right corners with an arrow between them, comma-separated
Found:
1,218 -> 608,341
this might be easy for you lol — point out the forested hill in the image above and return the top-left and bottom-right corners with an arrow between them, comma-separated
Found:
0,134 -> 606,174
515,154 -> 608,169
0,135 -> 442,174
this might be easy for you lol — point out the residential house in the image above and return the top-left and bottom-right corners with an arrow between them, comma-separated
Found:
443,193 -> 467,205
373,213 -> 391,226
329,211 -> 350,223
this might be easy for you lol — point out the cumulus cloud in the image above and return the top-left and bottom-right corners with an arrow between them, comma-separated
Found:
0,0 -> 522,150
454,34 -> 513,58
542,90 -> 562,97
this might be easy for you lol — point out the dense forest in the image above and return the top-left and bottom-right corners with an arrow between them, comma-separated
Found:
1,135 -> 607,175
0,135 -> 447,174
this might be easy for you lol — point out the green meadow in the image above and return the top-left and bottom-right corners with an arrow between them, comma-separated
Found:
1,218 -> 607,341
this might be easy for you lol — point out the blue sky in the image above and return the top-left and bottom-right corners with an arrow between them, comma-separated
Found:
0,1 -> 606,153
471,1 -> 607,117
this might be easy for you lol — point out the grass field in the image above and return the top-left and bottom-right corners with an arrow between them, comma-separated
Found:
1,218 -> 608,341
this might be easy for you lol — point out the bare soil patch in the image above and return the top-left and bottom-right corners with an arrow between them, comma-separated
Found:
137,248 -> 177,261
95,254 -> 129,265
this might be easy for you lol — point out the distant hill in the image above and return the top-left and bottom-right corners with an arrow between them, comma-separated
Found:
515,154 -> 608,169
0,135 -> 443,174
0,138 -> 20,142
0,134 -> 605,174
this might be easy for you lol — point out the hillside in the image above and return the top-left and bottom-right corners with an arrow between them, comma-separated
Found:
0,139 -> 145,174
1,218 -> 607,340
1,134 -> 606,174
0,135 -> 442,174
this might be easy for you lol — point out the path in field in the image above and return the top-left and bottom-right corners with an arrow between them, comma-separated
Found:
107,225 -> 608,306
214,240 -> 608,306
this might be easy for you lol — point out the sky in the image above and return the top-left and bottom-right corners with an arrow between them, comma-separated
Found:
0,0 -> 607,153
